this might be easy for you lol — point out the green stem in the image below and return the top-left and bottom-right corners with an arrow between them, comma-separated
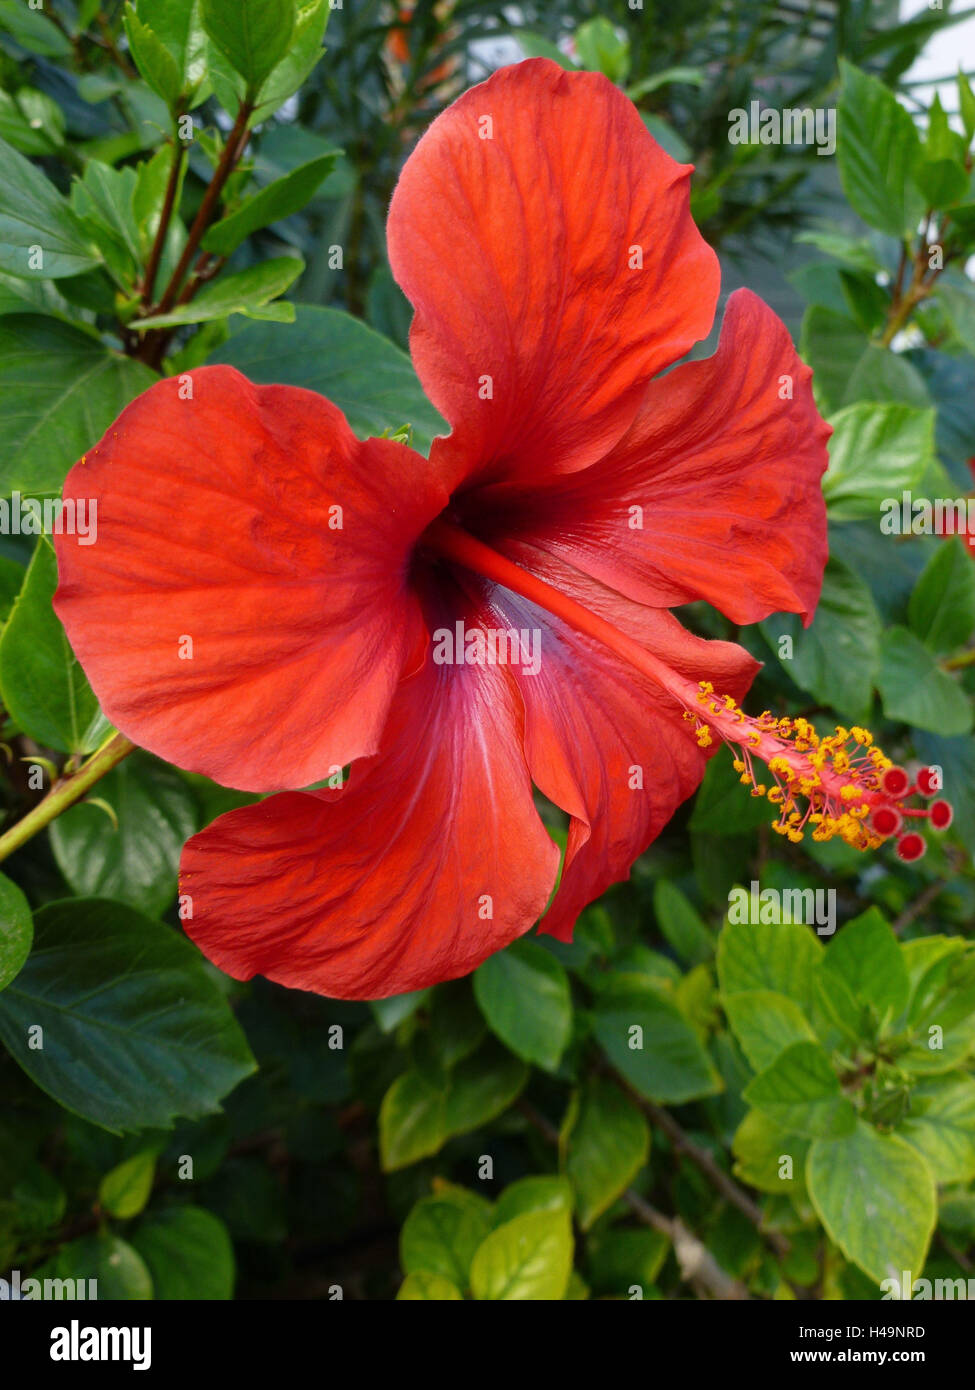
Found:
0,734 -> 135,864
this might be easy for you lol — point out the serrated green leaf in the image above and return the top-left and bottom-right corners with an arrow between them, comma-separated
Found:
807,1122 -> 936,1284
745,1041 -> 856,1138
202,152 -> 338,257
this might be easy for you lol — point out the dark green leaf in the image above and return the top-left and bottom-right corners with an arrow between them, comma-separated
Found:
473,938 -> 571,1071
0,898 -> 255,1132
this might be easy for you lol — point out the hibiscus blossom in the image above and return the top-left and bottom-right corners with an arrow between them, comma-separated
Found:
53,60 -> 946,1000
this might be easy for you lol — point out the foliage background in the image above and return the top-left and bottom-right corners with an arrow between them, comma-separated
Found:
1,0 -> 975,1301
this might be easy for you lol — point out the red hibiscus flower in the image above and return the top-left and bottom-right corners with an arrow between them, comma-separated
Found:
53,60 -> 945,1000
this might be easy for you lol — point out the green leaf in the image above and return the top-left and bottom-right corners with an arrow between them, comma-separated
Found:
442,1040 -> 527,1139
134,255 -> 303,329
722,990 -> 817,1072
494,1176 -> 574,1226
400,1193 -> 492,1289
0,0 -> 73,56
960,71 -> 975,142
902,942 -> 975,1074
822,402 -> 934,521
897,1074 -> 975,1184
653,880 -> 713,965
837,60 -> 924,238
378,1069 -> 444,1172
0,872 -> 31,993
130,1206 -> 235,1299
732,1109 -> 809,1195
908,538 -> 975,654
201,0 -> 296,92
138,0 -> 209,108
823,908 -> 909,1017
574,17 -> 629,83
212,305 -> 446,454
938,277 -> 975,357
469,1210 -> 572,1301
50,753 -> 200,917
588,1228 -> 668,1297
397,1271 -> 464,1300
0,314 -> 156,495
99,1150 -> 156,1218
124,6 -> 184,110
473,938 -> 572,1071
515,33 -> 578,69
38,1232 -> 153,1300
0,136 -> 100,278
563,1079 -> 649,1228
0,898 -> 255,1132
744,1041 -> 856,1138
688,753 -> 776,835
0,541 -> 108,754
11,1161 -> 67,1230
202,152 -> 338,257
717,918 -> 822,1011
593,981 -> 721,1103
761,556 -> 882,723
800,307 -> 931,416
877,626 -> 973,735
807,1122 -> 936,1284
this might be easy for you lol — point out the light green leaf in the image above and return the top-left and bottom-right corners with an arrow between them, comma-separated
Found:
744,1041 -> 856,1138
878,626 -> 973,735
473,938 -> 572,1071
897,1074 -> 975,1184
722,989 -> 817,1072
823,908 -> 909,1017
378,1070 -> 444,1173
823,402 -> 934,521
134,255 -> 302,329
201,0 -> 296,91
0,898 -> 256,1132
717,918 -> 822,1011
807,1122 -> 936,1283
202,152 -> 338,257
99,1150 -> 156,1218
0,871 -> 32,993
400,1193 -> 492,1289
469,1210 -> 572,1301
732,1109 -> 809,1194
837,60 -> 924,238
124,6 -> 184,110
397,1271 -> 464,1300
494,1176 -> 574,1227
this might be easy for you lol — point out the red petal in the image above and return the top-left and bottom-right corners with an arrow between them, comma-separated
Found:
473,290 -> 830,627
388,57 -> 719,492
481,552 -> 759,941
54,367 -> 447,791
180,586 -> 560,998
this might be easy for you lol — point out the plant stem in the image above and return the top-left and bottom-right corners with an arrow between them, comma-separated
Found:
141,135 -> 186,306
147,98 -> 254,319
0,734 -> 134,864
